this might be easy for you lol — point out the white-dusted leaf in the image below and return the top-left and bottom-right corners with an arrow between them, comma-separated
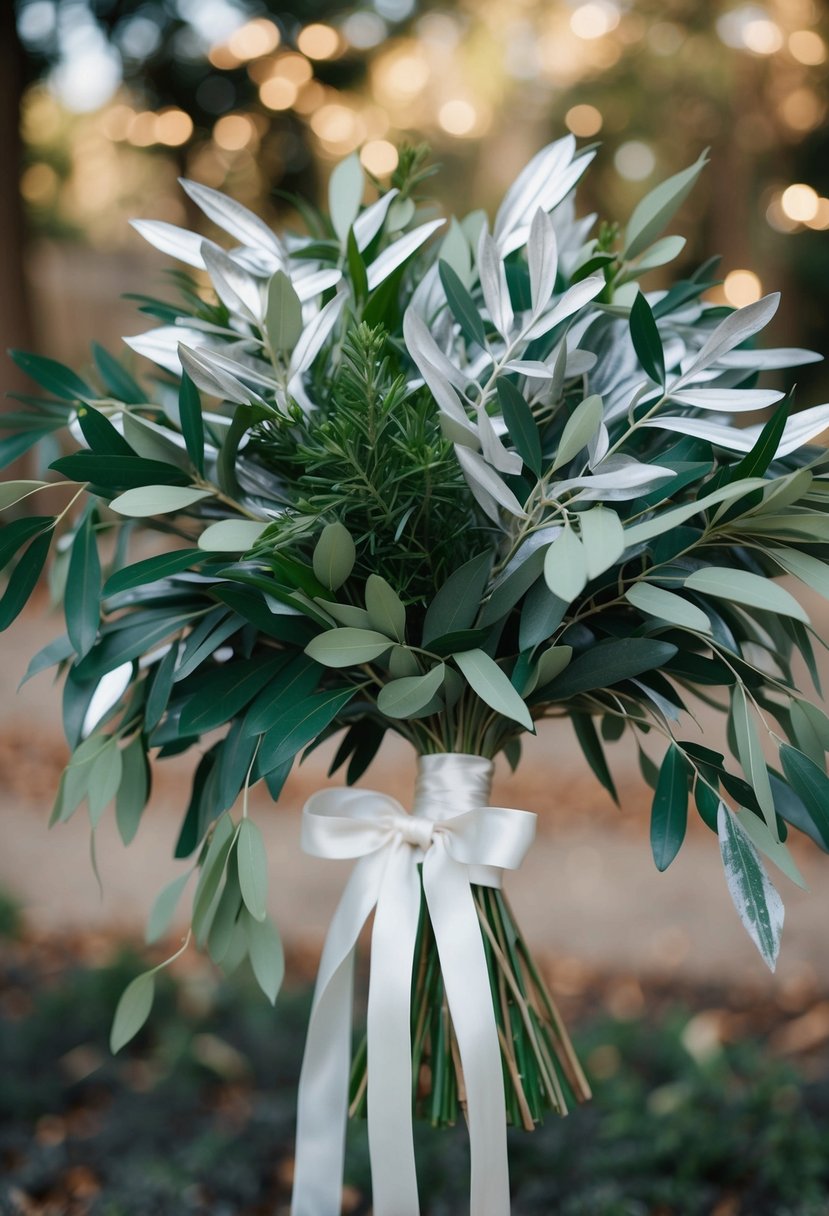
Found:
289,293 -> 345,380
453,648 -> 533,731
377,663 -> 445,719
353,187 -> 399,249
130,219 -> 205,268
313,522 -> 355,591
528,208 -> 558,316
237,818 -> 268,922
556,459 -> 675,500
477,408 -> 523,475
124,326 -> 216,375
198,520 -> 268,552
718,802 -> 784,971
495,135 -> 594,252
305,627 -> 394,666
146,873 -> 190,944
684,567 -> 808,623
246,912 -> 285,1003
543,527 -> 587,602
110,486 -> 213,518
329,153 -> 365,243
737,811 -> 807,890
120,411 -> 190,470
403,306 -> 470,391
178,344 -> 268,407
110,972 -> 155,1053
292,267 -> 342,301
525,275 -> 604,341
625,582 -> 710,632
625,235 -> 686,274
680,294 -> 780,382
668,388 -> 784,412
552,394 -> 603,471
201,241 -> 262,321
624,150 -> 709,261
439,217 -> 472,286
265,270 -> 303,354
365,574 -> 406,642
454,444 -> 527,517
730,683 -> 777,832
180,178 -> 283,257
717,347 -> 821,370
578,507 -> 625,578
477,228 -> 514,337
366,220 -> 444,291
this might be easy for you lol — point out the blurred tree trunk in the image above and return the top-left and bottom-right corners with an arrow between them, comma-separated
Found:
0,4 -> 34,473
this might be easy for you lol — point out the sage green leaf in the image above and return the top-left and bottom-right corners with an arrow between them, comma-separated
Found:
377,663 -> 445,719
198,520 -> 268,552
312,522 -> 356,591
104,549 -> 201,596
146,873 -> 190,944
424,551 -> 491,642
207,867 -> 242,963
552,395 -> 603,471
453,648 -> 533,731
388,645 -> 419,678
258,686 -> 356,775
245,911 -> 285,1004
779,744 -> 829,848
110,485 -> 213,518
731,684 -> 777,836
237,818 -> 268,922
543,528 -> 587,602
0,480 -> 49,512
266,270 -> 303,354
650,745 -> 688,871
192,817 -> 236,944
88,737 -> 123,827
717,801 -> 784,972
365,574 -> 406,642
578,507 -> 624,579
797,700 -> 829,751
305,627 -> 393,667
788,700 -> 824,769
737,811 -> 807,890
629,291 -> 665,385
684,568 -> 808,623
110,972 -> 155,1053
120,411 -> 189,470
439,260 -> 486,347
624,149 -> 708,261
772,547 -> 829,601
329,152 -> 364,243
537,638 -> 677,700
0,529 -> 52,631
179,372 -> 205,476
315,599 -> 371,628
524,645 -> 572,695
623,477 -> 766,545
60,733 -> 111,822
496,379 -> 542,476
115,734 -> 149,845
625,583 -> 711,632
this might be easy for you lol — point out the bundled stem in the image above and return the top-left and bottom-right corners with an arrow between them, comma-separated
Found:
349,882 -> 590,1127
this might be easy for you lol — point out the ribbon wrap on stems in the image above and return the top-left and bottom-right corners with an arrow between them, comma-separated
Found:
290,752 -> 537,1216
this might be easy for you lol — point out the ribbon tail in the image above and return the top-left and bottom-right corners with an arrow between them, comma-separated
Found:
366,842 -> 422,1216
423,845 -> 511,1216
291,851 -> 386,1216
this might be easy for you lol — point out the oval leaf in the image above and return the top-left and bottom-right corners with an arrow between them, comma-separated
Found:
237,817 -> 268,923
312,522 -> 356,592
453,648 -> 533,731
377,664 -> 446,719
305,627 -> 393,667
110,485 -> 213,518
110,972 -> 155,1053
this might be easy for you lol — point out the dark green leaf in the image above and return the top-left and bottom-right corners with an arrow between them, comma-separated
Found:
423,551 -> 492,643
174,747 -> 219,858
572,713 -> 618,804
243,655 -> 321,735
650,745 -> 689,870
346,229 -> 369,303
519,580 -> 567,651
779,745 -> 829,849
10,350 -> 93,401
91,342 -> 144,404
179,655 -> 289,735
216,719 -> 259,812
145,642 -> 179,733
75,610 -> 195,682
0,428 -> 61,470
0,515 -> 54,573
497,380 -> 542,476
66,511 -> 101,658
538,638 -> 678,701
179,371 -> 205,476
76,405 -> 134,456
51,453 -> 190,490
104,548 -> 202,596
212,584 -> 315,645
258,686 -> 357,775
115,734 -> 150,845
629,291 -> 665,385
439,260 -> 486,348
0,529 -> 51,630
427,627 -> 491,657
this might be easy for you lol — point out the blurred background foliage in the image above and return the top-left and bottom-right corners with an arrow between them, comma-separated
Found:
3,0 -> 828,401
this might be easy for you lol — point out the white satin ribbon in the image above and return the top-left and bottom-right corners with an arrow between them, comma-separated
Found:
290,753 -> 536,1216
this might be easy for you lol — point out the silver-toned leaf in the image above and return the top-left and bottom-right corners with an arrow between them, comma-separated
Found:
528,208 -> 558,315
454,444 -> 527,518
366,220 -> 445,291
329,153 -> 364,244
130,219 -> 205,268
718,801 -> 784,972
525,275 -> 604,341
180,178 -> 283,257
477,227 -> 514,337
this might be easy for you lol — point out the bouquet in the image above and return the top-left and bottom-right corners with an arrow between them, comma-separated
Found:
5,134 -> 829,1214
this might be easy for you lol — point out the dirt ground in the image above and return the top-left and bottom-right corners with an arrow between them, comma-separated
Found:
0,602 -> 827,997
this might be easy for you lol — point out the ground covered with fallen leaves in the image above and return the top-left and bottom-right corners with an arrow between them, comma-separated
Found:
1,891 -> 828,1216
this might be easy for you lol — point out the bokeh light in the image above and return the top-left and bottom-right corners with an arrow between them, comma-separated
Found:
723,269 -> 763,307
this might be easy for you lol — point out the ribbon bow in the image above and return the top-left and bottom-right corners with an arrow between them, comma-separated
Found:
290,754 -> 536,1216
